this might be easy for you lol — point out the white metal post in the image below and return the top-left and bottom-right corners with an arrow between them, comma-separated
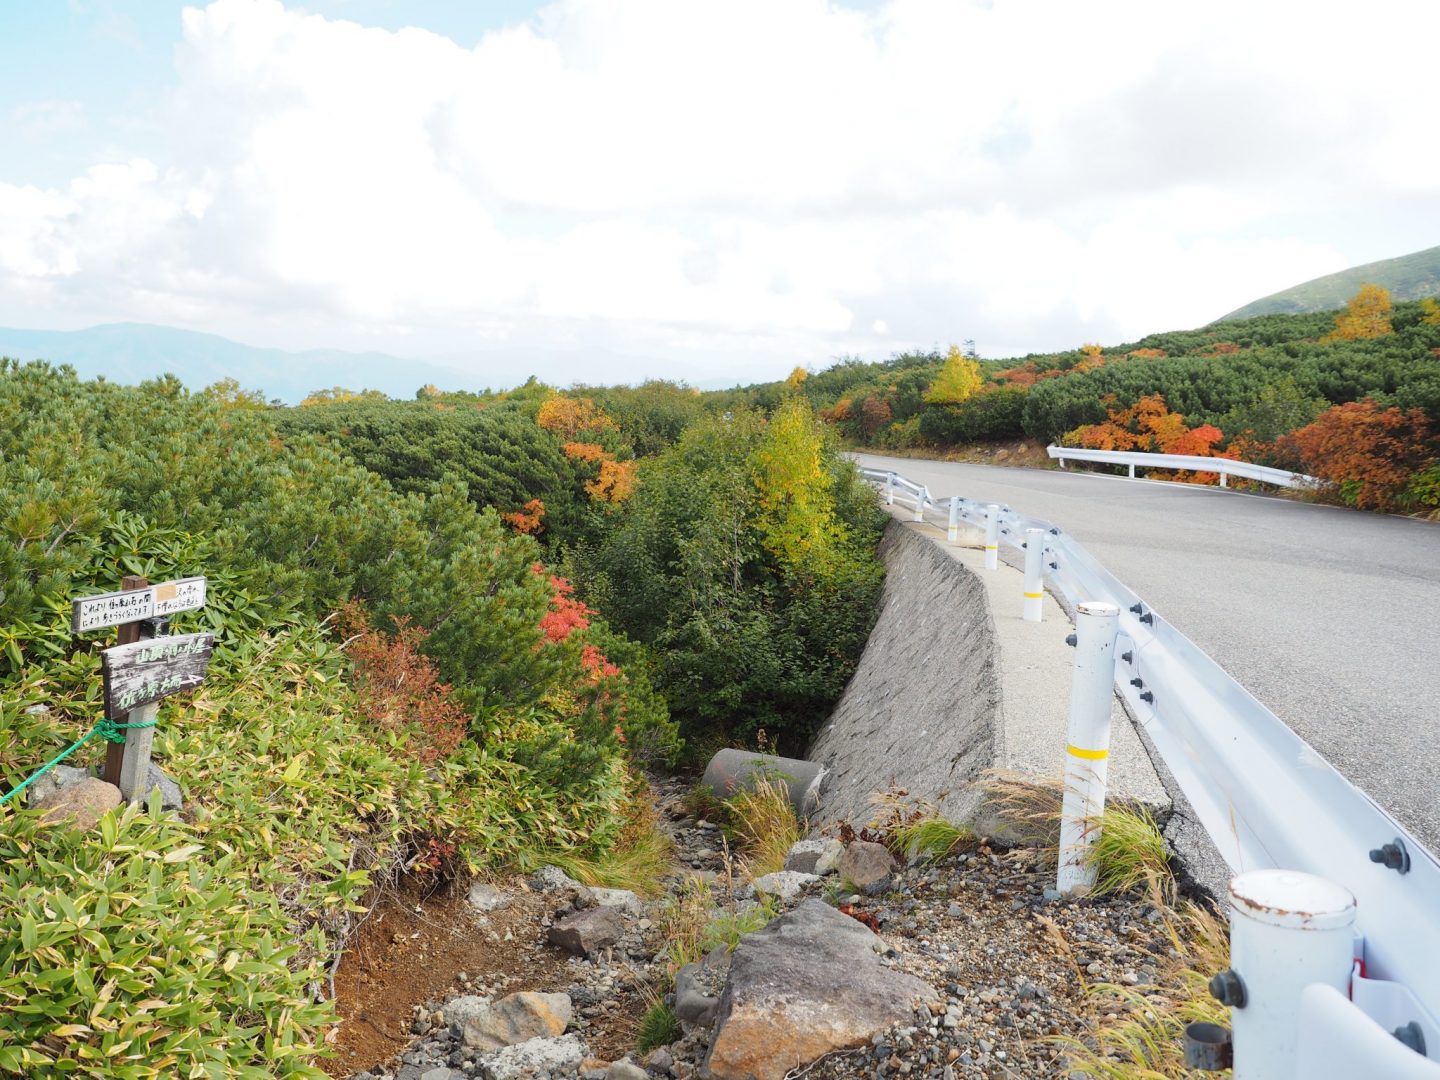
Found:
947,499 -> 960,544
1056,601 -> 1119,895
885,472 -> 895,505
1023,528 -> 1045,622
1223,870 -> 1357,1079
1128,463 -> 1136,479
1220,472 -> 1229,488
983,504 -> 1000,570
913,490 -> 925,521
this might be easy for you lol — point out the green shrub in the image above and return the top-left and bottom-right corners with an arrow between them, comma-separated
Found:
917,384 -> 1029,445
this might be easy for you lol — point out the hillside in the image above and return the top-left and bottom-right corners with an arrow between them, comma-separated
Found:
1220,244 -> 1440,320
0,322 -> 469,404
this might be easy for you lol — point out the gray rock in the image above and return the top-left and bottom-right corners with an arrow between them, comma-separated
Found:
421,1069 -> 459,1080
751,870 -> 820,902
548,906 -> 624,957
674,945 -> 732,1028
467,882 -> 513,914
478,1034 -> 586,1080
644,1047 -> 674,1071
23,764 -> 91,807
587,887 -> 643,915
144,764 -> 183,811
462,992 -> 572,1051
532,865 -> 587,894
398,1067 -> 423,1080
839,841 -> 897,893
702,899 -> 933,1080
444,995 -> 493,1036
32,777 -> 121,831
605,1061 -> 648,1080
784,837 -> 845,876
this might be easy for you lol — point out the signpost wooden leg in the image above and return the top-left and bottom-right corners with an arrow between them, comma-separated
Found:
116,700 -> 159,805
103,575 -> 148,787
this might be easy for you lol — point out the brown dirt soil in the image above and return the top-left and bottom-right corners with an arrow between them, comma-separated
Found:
322,876 -> 557,1077
322,875 -> 650,1078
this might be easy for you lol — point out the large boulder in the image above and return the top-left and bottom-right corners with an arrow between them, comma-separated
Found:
463,991 -> 572,1051
547,906 -> 624,958
32,778 -> 121,831
838,841 -> 897,893
444,995 -> 492,1037
701,900 -> 933,1080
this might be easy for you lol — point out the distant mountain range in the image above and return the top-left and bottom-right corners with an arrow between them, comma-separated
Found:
0,323 -> 471,404
1220,243 -> 1440,321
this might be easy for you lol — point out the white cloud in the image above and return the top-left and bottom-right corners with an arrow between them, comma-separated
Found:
1,0 -> 1437,385
10,99 -> 87,139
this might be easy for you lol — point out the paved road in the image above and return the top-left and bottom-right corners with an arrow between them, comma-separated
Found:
855,453 -> 1440,856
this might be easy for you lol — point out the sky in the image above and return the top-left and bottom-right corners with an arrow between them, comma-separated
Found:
2,0 -> 1439,390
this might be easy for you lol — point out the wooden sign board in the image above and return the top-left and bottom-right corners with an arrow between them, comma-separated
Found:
72,577 -> 206,633
101,633 -> 215,720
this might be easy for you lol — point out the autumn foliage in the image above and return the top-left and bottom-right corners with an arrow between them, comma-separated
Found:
1323,284 -> 1394,342
340,603 -> 469,764
536,394 -> 618,439
1066,394 -> 1236,483
1275,399 -> 1437,512
503,497 -> 546,534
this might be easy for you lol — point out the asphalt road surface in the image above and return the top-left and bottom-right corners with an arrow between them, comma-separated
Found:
855,453 -> 1440,857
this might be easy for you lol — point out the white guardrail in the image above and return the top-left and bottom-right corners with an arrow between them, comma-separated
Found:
1046,444 -> 1319,489
860,466 -> 1440,1076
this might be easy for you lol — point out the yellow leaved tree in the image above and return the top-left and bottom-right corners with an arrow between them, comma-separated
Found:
924,345 -> 983,405
1324,284 -> 1394,341
751,397 -> 842,571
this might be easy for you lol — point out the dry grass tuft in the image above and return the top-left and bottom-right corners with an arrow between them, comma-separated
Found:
724,774 -> 803,879
1061,893 -> 1230,1078
539,787 -> 675,897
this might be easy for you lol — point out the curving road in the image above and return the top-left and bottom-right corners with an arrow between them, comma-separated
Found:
854,453 -> 1440,856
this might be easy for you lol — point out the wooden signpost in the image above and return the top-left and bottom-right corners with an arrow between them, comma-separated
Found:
70,575 -> 211,804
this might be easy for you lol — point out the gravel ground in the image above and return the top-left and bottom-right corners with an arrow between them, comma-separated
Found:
346,776 -> 1193,1080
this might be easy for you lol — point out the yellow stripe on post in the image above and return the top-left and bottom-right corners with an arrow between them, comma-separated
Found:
1067,743 -> 1109,761
1024,591 -> 1043,599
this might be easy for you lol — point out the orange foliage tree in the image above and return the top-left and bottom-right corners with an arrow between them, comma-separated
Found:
1275,399 -> 1436,511
503,497 -> 546,534
1066,394 -> 1235,483
1323,284 -> 1394,342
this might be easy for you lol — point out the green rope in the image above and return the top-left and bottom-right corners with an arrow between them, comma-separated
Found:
0,715 -> 158,807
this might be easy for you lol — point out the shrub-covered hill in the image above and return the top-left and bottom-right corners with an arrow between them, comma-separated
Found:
1220,243 -> 1440,320
0,360 -> 679,1076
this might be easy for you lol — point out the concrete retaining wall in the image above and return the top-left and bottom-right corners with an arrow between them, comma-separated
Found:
807,521 -> 1001,827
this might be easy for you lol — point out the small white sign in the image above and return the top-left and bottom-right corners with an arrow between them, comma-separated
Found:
153,577 -> 206,617
71,577 -> 207,633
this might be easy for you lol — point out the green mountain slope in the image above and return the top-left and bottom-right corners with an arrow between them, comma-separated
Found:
1220,244 -> 1440,321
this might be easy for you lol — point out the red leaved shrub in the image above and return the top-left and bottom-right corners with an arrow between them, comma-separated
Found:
339,602 -> 469,763
1275,399 -> 1437,512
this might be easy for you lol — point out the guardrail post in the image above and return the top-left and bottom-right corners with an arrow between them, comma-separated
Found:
1128,463 -> 1136,480
885,472 -> 895,505
948,498 -> 960,544
1216,870 -> 1357,1079
1023,528 -> 1045,622
1220,472 -> 1229,489
1056,601 -> 1119,895
984,504 -> 1000,570
913,490 -> 925,522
